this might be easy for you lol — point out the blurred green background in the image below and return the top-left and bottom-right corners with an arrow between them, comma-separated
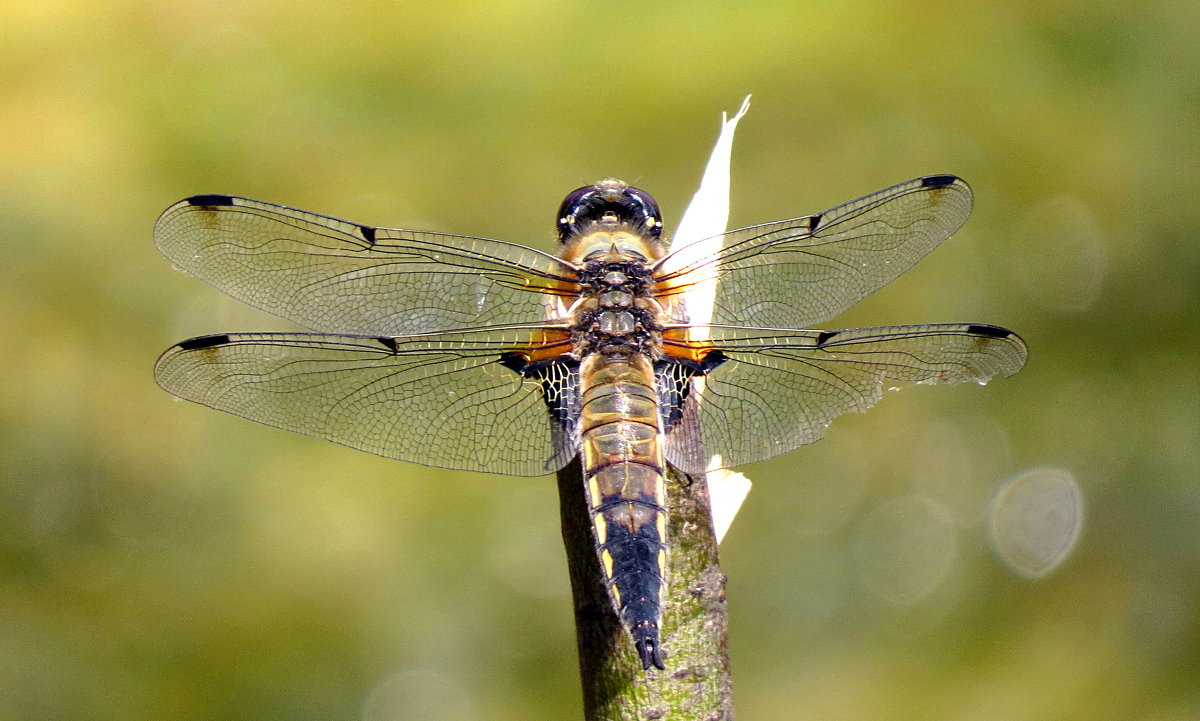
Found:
2,1 -> 1197,719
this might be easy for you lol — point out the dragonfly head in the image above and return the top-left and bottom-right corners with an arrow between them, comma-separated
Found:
556,179 -> 663,245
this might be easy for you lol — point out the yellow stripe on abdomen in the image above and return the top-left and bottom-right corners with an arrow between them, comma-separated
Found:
579,353 -> 669,670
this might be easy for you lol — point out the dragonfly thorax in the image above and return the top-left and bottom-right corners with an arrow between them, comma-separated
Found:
570,259 -> 663,358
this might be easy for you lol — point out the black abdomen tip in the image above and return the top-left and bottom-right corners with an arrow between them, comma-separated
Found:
635,635 -> 666,671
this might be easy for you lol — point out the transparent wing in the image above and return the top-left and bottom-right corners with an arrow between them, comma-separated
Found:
661,323 -> 1027,473
154,328 -> 579,476
155,195 -> 579,336
655,176 -> 973,328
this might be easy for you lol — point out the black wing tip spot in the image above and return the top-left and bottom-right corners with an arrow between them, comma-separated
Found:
967,324 -> 1013,339
921,175 -> 959,188
808,212 -> 823,231
185,194 -> 236,207
376,337 -> 399,352
816,330 -> 839,346
177,334 -> 231,350
359,225 -> 377,243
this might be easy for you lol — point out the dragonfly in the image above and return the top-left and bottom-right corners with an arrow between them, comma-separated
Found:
154,175 -> 1026,670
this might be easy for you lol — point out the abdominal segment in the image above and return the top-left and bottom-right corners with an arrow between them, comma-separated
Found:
579,353 -> 669,670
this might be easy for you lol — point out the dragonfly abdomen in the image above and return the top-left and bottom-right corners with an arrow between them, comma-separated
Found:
579,353 -> 669,670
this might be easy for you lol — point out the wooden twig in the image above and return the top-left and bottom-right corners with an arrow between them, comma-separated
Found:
557,458 -> 733,720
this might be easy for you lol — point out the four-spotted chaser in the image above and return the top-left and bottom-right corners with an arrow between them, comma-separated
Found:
154,175 -> 1026,670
